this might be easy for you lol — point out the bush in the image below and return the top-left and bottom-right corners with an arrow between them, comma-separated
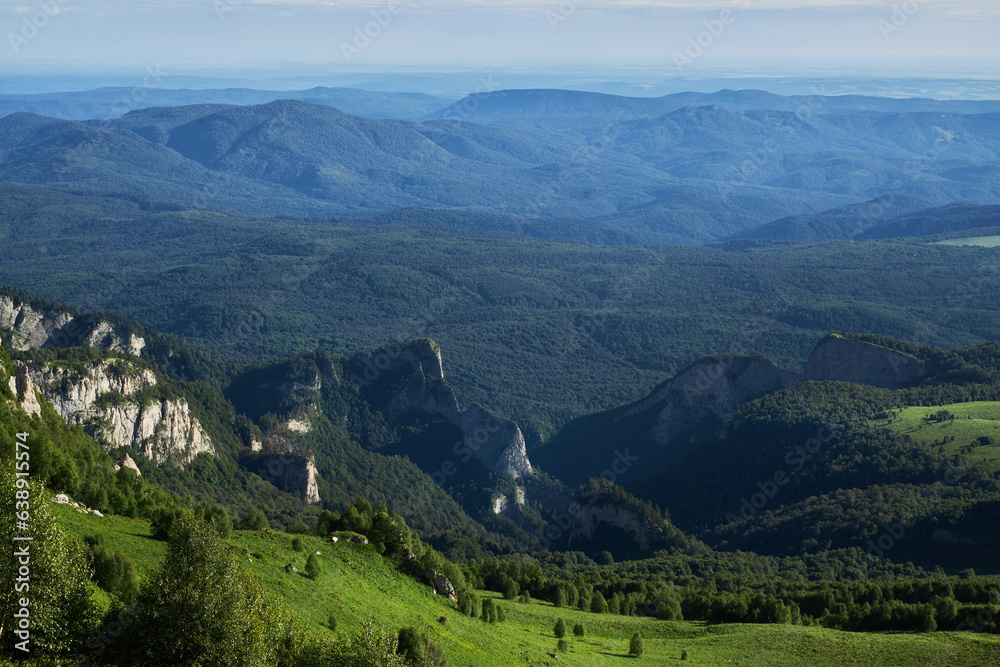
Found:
557,639 -> 569,653
554,618 -> 566,638
292,536 -> 305,552
306,553 -> 323,580
397,626 -> 448,667
328,613 -> 338,632
573,622 -> 585,637
629,631 -> 644,658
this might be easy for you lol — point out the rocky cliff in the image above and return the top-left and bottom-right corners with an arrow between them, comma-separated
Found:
249,450 -> 321,504
536,334 -> 931,486
801,334 -> 927,388
0,294 -> 144,355
19,358 -> 214,466
353,339 -> 533,479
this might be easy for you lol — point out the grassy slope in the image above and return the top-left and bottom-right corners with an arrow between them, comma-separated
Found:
53,503 -> 1000,666
935,236 -> 1000,248
872,401 -> 1000,474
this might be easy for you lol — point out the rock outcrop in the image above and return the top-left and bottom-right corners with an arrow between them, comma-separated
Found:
0,295 -> 143,354
537,334 -> 932,486
424,569 -> 458,602
114,453 -> 142,476
21,359 -> 156,422
249,452 -> 321,504
19,359 -> 213,466
352,339 -> 532,478
801,334 -> 926,388
642,354 -> 800,452
9,365 -> 42,418
565,502 -> 665,552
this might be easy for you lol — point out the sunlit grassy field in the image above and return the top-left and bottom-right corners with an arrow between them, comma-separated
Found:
53,504 -> 1000,666
935,236 -> 1000,248
872,401 -> 1000,474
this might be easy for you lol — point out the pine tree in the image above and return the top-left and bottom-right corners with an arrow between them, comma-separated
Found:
554,618 -> 566,638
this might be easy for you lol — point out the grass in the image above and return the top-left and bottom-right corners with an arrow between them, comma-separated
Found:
871,401 -> 1000,474
935,236 -> 1000,248
53,503 -> 1000,666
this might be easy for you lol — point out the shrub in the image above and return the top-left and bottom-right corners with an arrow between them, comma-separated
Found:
306,553 -> 322,579
629,631 -> 644,658
557,639 -> 569,653
292,536 -> 305,552
573,622 -> 585,637
397,626 -> 448,667
554,618 -> 566,638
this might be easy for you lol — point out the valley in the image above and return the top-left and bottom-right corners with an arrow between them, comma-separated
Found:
2,71 -> 1000,666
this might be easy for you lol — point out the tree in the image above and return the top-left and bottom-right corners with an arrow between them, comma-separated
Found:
293,536 -> 305,552
629,631 -> 644,658
573,622 -> 585,637
557,639 -> 569,653
591,591 -> 608,614
554,618 -> 566,638
553,587 -> 567,608
122,510 -> 293,665
239,506 -> 269,531
1,465 -> 98,658
306,553 -> 323,580
502,577 -> 519,601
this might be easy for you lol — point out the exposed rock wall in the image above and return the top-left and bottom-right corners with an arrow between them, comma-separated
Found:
357,339 -> 532,478
249,452 -> 321,504
801,335 -> 927,388
0,295 -> 144,355
20,359 -> 213,466
566,503 -> 665,552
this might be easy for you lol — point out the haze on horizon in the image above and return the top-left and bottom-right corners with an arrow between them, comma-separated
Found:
1,0 -> 998,76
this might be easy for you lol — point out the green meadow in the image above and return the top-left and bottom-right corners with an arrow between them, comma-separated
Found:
934,236 -> 1000,248
872,401 -> 1000,474
52,504 -> 1000,667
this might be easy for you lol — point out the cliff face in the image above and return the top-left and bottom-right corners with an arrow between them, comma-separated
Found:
644,355 -> 800,452
355,339 -> 532,478
21,359 -> 214,466
8,364 -> 42,418
0,295 -> 144,355
566,502 -> 665,551
801,335 -> 927,388
248,451 -> 321,504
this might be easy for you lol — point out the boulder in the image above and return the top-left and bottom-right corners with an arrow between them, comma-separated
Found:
424,569 -> 458,602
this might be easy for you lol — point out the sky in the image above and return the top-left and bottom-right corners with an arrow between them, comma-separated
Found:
1,0 -> 998,73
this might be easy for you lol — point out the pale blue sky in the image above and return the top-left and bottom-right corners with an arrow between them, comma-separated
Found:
2,0 -> 998,71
